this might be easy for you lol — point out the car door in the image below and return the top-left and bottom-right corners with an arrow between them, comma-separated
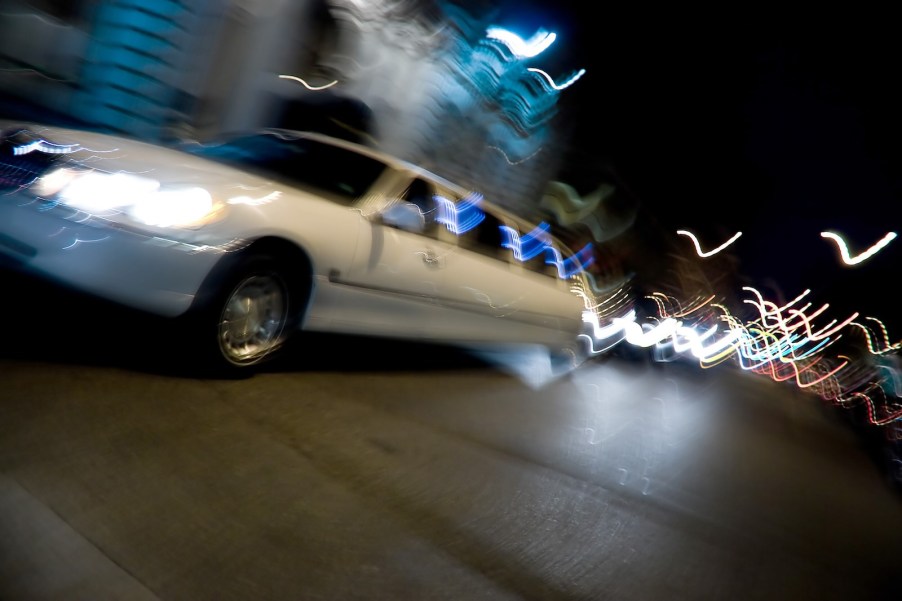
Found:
335,173 -> 459,338
424,186 -> 586,345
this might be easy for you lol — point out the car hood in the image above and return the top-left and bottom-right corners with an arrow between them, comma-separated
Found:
1,121 -> 280,195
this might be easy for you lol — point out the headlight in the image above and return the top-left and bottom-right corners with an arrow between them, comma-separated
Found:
33,167 -> 225,228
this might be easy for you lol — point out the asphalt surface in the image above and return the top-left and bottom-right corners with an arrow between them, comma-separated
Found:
1,269 -> 901,601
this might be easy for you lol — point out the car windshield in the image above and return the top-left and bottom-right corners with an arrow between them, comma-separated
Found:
186,132 -> 387,205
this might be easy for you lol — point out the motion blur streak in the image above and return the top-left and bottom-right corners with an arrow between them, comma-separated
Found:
500,222 -> 551,261
9,132 -> 119,158
13,138 -> 79,155
821,230 -> 897,266
850,317 -> 902,354
484,27 -> 556,59
544,243 -> 595,279
572,284 -> 632,325
526,67 -> 586,91
676,229 -> 742,257
487,144 -> 543,165
227,191 -> 281,206
648,292 -> 717,318
744,286 -> 811,326
577,283 -> 900,426
435,192 -> 484,235
839,390 -> 902,426
742,286 -> 859,341
277,74 -> 338,91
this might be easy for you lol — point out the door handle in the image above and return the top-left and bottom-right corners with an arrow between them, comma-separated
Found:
422,248 -> 441,268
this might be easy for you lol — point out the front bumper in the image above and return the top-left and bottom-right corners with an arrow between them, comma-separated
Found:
0,196 -> 226,317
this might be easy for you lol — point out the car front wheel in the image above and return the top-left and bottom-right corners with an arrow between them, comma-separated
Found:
188,252 -> 304,375
218,268 -> 291,367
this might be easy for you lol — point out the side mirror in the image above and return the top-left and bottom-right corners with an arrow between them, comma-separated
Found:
381,202 -> 425,233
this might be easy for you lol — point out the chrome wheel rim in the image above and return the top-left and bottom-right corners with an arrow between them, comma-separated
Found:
219,273 -> 288,365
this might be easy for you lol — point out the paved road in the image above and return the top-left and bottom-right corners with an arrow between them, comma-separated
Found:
1,270 -> 901,601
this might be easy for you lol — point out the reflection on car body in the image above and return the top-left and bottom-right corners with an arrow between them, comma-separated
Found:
0,122 -> 599,374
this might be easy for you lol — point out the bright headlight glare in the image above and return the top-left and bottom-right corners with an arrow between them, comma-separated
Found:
128,187 -> 217,227
54,169 -> 160,213
34,167 -> 82,197
36,167 -> 222,228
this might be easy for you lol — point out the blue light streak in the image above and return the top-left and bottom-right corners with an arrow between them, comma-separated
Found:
500,222 -> 552,261
435,192 -> 485,235
545,242 -> 596,279
13,139 -> 80,156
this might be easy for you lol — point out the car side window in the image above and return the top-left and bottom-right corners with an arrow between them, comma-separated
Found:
499,219 -> 560,280
188,133 -> 386,206
457,210 -> 507,261
402,178 -> 439,235
522,244 -> 559,279
381,178 -> 441,236
290,143 -> 385,202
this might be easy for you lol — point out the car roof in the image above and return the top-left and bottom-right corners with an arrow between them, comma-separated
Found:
258,128 -> 448,181
255,130 -> 519,211
221,128 -> 582,256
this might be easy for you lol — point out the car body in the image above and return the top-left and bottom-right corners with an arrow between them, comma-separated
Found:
0,121 -> 599,373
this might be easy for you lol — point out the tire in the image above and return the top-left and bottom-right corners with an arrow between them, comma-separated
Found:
189,252 -> 305,375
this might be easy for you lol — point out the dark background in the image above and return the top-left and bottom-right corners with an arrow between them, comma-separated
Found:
494,2 -> 901,328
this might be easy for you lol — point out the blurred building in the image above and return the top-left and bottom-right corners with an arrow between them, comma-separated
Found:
0,0 -> 590,213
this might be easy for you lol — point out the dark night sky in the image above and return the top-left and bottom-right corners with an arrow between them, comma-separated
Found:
492,2 -> 901,326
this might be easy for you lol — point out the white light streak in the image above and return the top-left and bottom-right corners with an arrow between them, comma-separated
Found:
485,27 -> 556,58
278,74 -> 338,91
527,68 -> 586,91
676,229 -> 742,258
820,231 -> 897,266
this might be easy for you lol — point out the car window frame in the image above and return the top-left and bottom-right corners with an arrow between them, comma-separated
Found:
187,131 -> 389,207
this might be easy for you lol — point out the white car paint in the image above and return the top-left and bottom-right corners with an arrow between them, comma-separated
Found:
0,121 -> 596,365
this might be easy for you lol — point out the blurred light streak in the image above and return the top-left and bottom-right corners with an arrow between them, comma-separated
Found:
485,27 -> 556,58
737,327 -> 800,364
648,292 -> 716,318
741,335 -> 849,387
460,287 -> 519,315
697,333 -> 744,367
487,145 -> 542,165
784,304 -> 830,332
621,318 -> 682,347
742,285 -> 858,341
578,332 -> 625,355
278,74 -> 338,90
676,229 -> 742,257
13,139 -> 80,156
435,192 -> 485,234
581,286 -> 898,426
500,222 -> 552,261
62,235 -> 111,250
545,243 -> 595,279
582,308 -> 634,340
527,67 -> 586,91
791,336 -> 834,360
581,285 -> 633,316
227,191 -> 281,206
797,309 -> 860,341
836,386 -> 902,426
743,286 -> 810,327
666,323 -> 717,354
821,230 -> 897,266
851,317 -> 902,353
796,358 -> 850,388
